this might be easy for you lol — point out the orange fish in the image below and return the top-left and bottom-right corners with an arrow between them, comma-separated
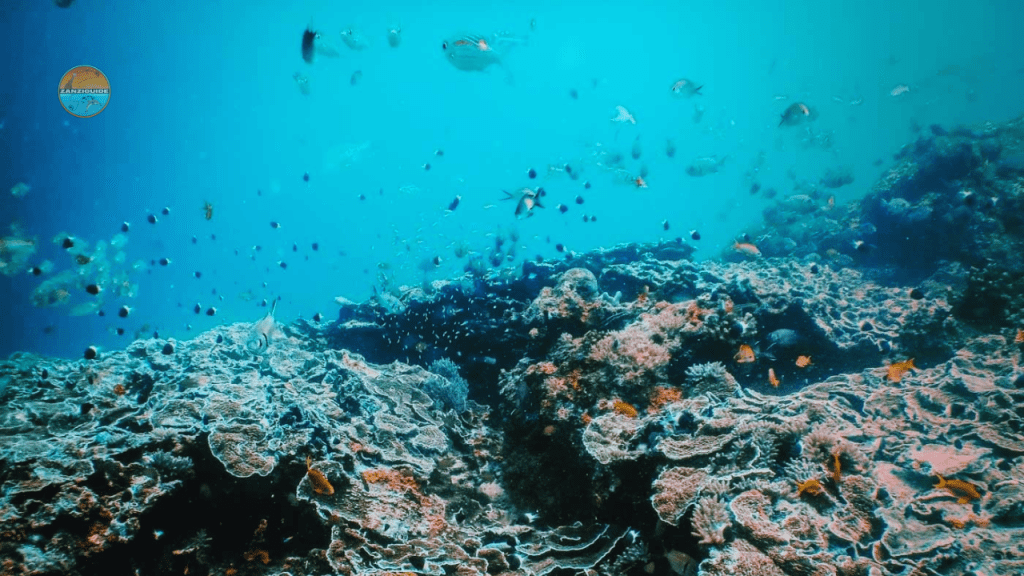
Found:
1015,329 -> 1024,344
735,344 -> 755,363
887,358 -> 915,382
795,355 -> 812,368
768,368 -> 780,387
732,242 -> 761,257
635,176 -> 648,189
831,451 -> 842,483
934,474 -> 980,504
306,456 -> 335,495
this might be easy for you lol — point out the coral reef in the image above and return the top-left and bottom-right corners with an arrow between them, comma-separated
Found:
6,121 -> 1024,573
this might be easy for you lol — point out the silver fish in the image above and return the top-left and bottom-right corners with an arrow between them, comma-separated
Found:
685,155 -> 726,177
501,188 -> 545,218
246,299 -> 280,354
340,27 -> 369,50
670,78 -> 702,98
442,32 -> 524,72
314,33 -> 340,58
779,102 -> 814,127
387,26 -> 402,48
442,34 -> 503,71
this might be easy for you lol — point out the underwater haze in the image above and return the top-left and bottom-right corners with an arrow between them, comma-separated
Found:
1,0 -> 1022,358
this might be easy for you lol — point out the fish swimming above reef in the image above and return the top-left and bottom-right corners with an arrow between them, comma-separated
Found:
441,32 -> 525,72
779,102 -> 816,127
340,27 -> 370,50
387,25 -> 402,48
685,155 -> 726,177
246,298 -> 283,354
670,78 -> 702,98
502,187 -> 545,218
301,28 -> 317,63
611,105 -> 636,125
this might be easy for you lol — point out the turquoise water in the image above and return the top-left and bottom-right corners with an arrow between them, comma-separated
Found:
1,0 -> 1022,358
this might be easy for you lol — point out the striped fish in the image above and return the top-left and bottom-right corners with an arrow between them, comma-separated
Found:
246,298 -> 279,354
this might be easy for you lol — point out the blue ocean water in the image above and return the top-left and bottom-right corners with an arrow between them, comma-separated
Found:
1,0 -> 1021,359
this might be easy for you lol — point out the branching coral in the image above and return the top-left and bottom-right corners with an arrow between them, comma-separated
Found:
691,495 -> 731,546
685,362 -> 739,397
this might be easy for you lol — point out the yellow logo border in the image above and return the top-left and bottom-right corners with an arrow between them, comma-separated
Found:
58,65 -> 110,118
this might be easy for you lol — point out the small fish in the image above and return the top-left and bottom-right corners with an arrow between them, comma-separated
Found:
448,195 -> 461,211
84,346 -> 98,360
732,242 -> 761,257
689,230 -> 701,241
147,214 -> 157,224
340,27 -> 369,50
85,284 -> 101,295
933,474 -> 980,504
206,307 -> 217,316
670,78 -> 703,98
795,355 -> 812,368
662,220 -> 669,231
886,358 -> 915,382
634,176 -> 648,189
890,84 -> 910,97
301,28 -> 317,63
686,156 -> 726,177
768,368 -> 780,387
387,26 -> 402,48
203,201 -> 213,220
686,106 -> 703,128
527,167 -> 537,179
293,72 -> 311,95
666,139 -> 676,158
121,222 -> 130,233
350,70 -> 363,86
735,344 -> 756,363
779,102 -> 814,127
631,136 -> 642,160
306,456 -> 335,495
501,188 -> 545,218
246,298 -> 281,354
611,105 -> 636,124
119,305 -> 131,318
442,34 -> 502,71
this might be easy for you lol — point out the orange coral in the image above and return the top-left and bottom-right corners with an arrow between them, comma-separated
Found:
796,478 -> 824,497
648,386 -> 682,413
243,549 -> 270,564
581,412 -> 592,425
934,474 -> 981,504
305,456 -> 334,496
362,468 -> 419,491
112,383 -> 125,396
612,399 -> 639,418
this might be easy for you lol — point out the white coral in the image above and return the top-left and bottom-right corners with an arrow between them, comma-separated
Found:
690,495 -> 730,546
